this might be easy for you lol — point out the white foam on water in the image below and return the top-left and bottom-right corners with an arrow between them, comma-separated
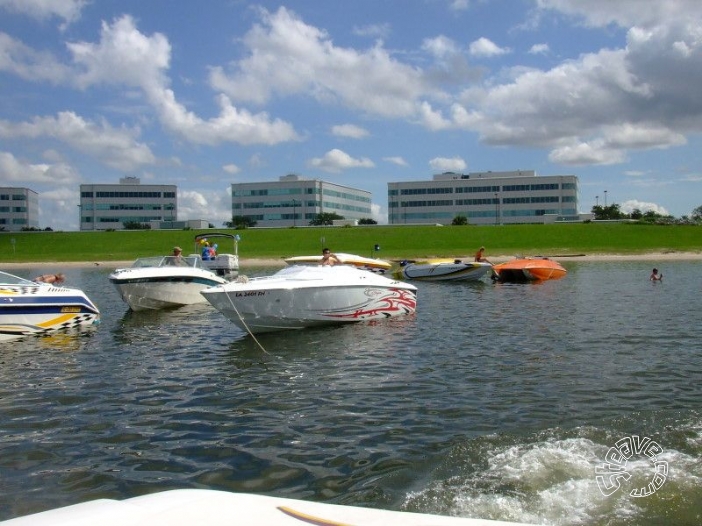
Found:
404,431 -> 702,526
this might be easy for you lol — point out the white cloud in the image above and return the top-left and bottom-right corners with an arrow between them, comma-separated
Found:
0,33 -> 72,83
619,199 -> 669,215
529,43 -> 550,55
0,0 -> 87,28
223,164 -> 241,175
209,7 -> 430,118
178,189 -> 231,227
469,37 -> 510,57
0,112 -> 156,171
383,156 -> 409,167
429,156 -> 467,172
307,149 -> 375,173
535,0 -> 702,30
352,23 -> 390,39
0,151 -> 81,184
65,15 -> 301,146
331,124 -> 369,139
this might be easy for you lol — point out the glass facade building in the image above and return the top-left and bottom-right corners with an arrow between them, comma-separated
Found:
0,187 -> 39,231
231,174 -> 372,227
79,177 -> 177,230
388,170 -> 580,225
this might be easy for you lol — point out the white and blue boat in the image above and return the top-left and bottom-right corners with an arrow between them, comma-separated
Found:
0,270 -> 100,341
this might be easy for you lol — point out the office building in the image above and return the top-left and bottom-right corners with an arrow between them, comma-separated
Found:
388,170 -> 580,225
0,187 -> 39,231
231,174 -> 373,227
79,177 -> 177,231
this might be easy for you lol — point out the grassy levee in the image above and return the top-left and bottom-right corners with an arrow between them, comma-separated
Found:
0,223 -> 700,263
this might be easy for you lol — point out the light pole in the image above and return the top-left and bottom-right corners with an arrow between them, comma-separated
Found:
77,204 -> 82,231
494,193 -> 499,225
595,195 -> 599,207
604,190 -> 608,207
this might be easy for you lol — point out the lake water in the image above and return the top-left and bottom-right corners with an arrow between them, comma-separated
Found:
1,261 -> 701,525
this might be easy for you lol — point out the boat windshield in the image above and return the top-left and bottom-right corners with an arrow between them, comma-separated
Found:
131,256 -> 202,268
0,270 -> 36,285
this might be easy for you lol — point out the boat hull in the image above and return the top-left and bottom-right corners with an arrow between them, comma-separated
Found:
0,284 -> 100,341
202,266 -> 417,334
1,488 -> 535,525
110,265 -> 227,311
491,258 -> 567,282
394,259 -> 493,281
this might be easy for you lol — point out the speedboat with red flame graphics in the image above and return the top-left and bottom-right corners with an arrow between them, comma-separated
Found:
0,270 -> 100,341
201,265 -> 417,334
393,258 -> 493,282
491,257 -> 567,282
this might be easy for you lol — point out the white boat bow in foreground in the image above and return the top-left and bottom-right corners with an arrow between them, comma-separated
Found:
0,270 -> 100,341
110,256 -> 227,311
0,489 -> 536,526
202,264 -> 417,334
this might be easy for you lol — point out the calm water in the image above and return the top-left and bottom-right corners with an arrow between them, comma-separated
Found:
1,261 -> 701,525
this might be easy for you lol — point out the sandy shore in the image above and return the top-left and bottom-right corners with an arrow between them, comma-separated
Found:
2,251 -> 701,270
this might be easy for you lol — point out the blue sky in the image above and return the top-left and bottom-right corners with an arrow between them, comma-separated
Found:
1,0 -> 701,230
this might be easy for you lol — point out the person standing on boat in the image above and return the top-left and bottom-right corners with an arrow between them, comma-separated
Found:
321,248 -> 340,266
475,246 -> 491,264
650,268 -> 663,281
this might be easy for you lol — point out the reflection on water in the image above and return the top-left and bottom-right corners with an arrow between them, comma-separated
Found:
1,261 -> 701,525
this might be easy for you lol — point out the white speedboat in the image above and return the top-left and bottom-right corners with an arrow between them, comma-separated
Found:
191,233 -> 240,279
201,265 -> 417,334
284,252 -> 392,272
393,258 -> 493,282
0,270 -> 100,341
109,256 -> 227,311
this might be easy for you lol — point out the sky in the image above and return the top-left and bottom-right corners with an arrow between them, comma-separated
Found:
1,0 -> 702,230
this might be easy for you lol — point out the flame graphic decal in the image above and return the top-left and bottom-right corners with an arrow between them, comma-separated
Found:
322,288 -> 416,320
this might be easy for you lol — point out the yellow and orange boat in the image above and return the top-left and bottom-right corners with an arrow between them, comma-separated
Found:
491,257 -> 567,282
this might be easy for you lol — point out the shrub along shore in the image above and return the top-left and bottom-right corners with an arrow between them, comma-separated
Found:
1,222 -> 700,267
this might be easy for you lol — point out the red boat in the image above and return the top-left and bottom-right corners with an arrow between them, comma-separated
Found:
492,257 -> 567,282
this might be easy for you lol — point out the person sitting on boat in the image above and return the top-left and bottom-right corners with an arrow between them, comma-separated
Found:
321,248 -> 340,266
650,268 -> 663,281
474,246 -> 491,264
168,246 -> 187,266
34,273 -> 65,284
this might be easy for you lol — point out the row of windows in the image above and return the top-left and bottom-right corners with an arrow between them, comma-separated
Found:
503,196 -> 560,204
389,208 -> 577,221
234,201 -> 371,214
322,188 -> 371,203
455,186 -> 501,194
234,187 -> 371,204
0,206 -> 28,212
0,218 -> 28,224
0,194 -> 28,201
81,191 -> 176,198
391,183 -> 573,195
234,200 -> 316,209
389,195 -> 570,207
82,204 -> 172,211
81,216 -> 166,223
455,198 -> 498,206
